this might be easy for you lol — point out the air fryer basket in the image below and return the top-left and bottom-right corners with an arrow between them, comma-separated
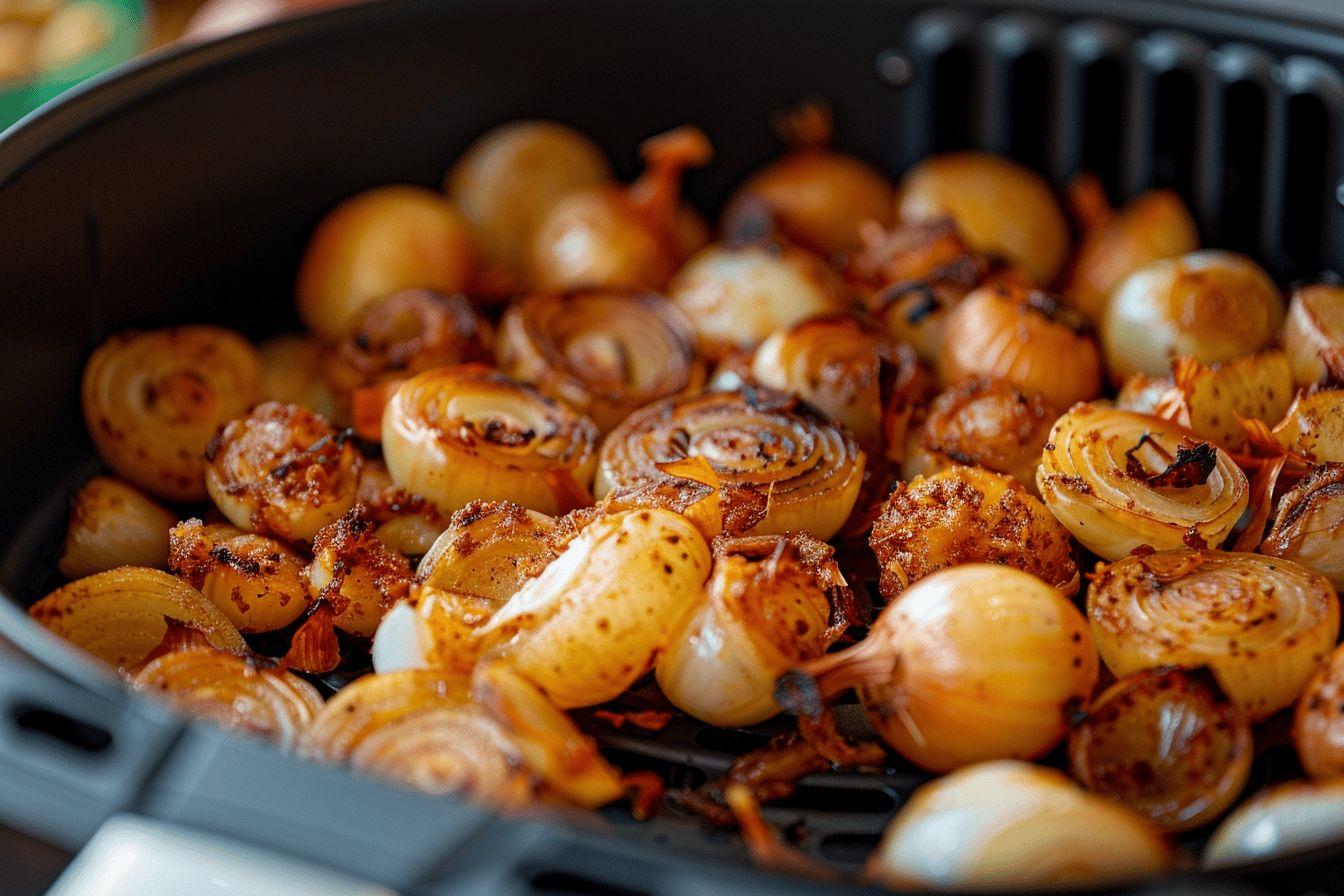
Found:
0,1 -> 1342,894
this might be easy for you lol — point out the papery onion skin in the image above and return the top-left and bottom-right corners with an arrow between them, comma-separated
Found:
1283,284 -> 1344,387
206,402 -> 362,544
896,152 -> 1071,285
1262,463 -> 1344,588
657,533 -> 853,727
866,760 -> 1171,890
416,500 -> 560,606
130,647 -> 323,750
382,364 -> 599,517
446,120 -> 612,277
477,508 -> 711,709
29,567 -> 247,670
296,185 -> 475,341
169,519 -> 312,633
596,387 -> 865,540
300,669 -> 472,763
1274,387 -> 1344,464
1204,779 -> 1344,870
58,476 -> 175,579
668,241 -> 852,359
870,465 -> 1078,599
938,283 -> 1102,410
1294,643 -> 1344,779
82,325 -> 261,501
498,289 -> 702,432
258,334 -> 340,421
903,376 -> 1053,488
1068,668 -> 1252,832
308,507 -> 413,638
1087,550 -> 1339,720
1037,403 -> 1249,560
1102,250 -> 1284,382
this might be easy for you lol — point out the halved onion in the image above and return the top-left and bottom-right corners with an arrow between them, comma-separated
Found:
656,533 -> 855,727
382,364 -> 599,516
258,334 -> 340,421
1273,386 -> 1344,463
1087,549 -> 1339,720
415,500 -> 560,604
782,565 -> 1098,772
1037,403 -> 1248,559
58,476 -> 175,579
498,289 -> 702,432
1103,250 -> 1283,382
296,185 -> 475,340
1282,284 -> 1344,387
1154,351 -> 1296,452
308,508 -> 413,638
896,152 -> 1071,285
1294,642 -> 1344,779
1204,779 -> 1344,870
169,519 -> 311,633
130,646 -> 323,749
1068,668 -> 1251,831
596,388 -> 864,540
866,761 -> 1171,890
82,326 -> 261,501
29,567 -> 247,670
300,669 -> 472,763
871,465 -> 1078,599
206,402 -> 362,543
1261,463 -> 1344,588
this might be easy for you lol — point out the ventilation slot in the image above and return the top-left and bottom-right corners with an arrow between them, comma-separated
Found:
931,43 -> 977,152
1005,49 -> 1052,172
1150,68 -> 1200,210
1282,93 -> 1331,274
769,783 -> 896,815
529,873 -> 651,896
1219,80 -> 1269,253
819,832 -> 883,864
1079,56 -> 1127,199
11,704 -> 113,754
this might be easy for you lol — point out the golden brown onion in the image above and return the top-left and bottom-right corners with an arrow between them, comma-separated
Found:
308,507 -> 413,638
870,466 -> 1078,599
296,186 -> 475,340
58,476 -> 175,579
372,586 -> 495,675
1068,668 -> 1251,831
498,289 -> 702,432
1273,386 -> 1344,463
866,761 -> 1171,890
29,567 -> 247,670
82,326 -> 261,502
1037,403 -> 1248,559
1087,549 -> 1339,720
1103,250 -> 1283,382
1294,642 -> 1344,779
896,152 -> 1071,285
668,240 -> 852,359
355,459 -> 447,558
1204,779 -> 1344,870
1161,351 -> 1296,451
301,669 -> 472,763
381,364 -> 599,516
1283,284 -> 1344,387
938,283 -> 1102,410
205,402 -> 362,543
415,500 -> 560,604
596,388 -> 865,540
169,519 -> 311,633
1261,463 -> 1344,588
258,334 -> 339,421
783,565 -> 1098,772
130,647 -> 323,749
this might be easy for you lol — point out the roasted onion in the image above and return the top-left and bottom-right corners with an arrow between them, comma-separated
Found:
870,466 -> 1078,599
205,402 -> 362,543
1273,385 -> 1344,463
258,334 -> 339,421
354,458 -> 447,558
301,669 -> 472,762
1068,668 -> 1251,831
498,289 -> 702,432
169,519 -> 312,633
1159,351 -> 1296,452
82,325 -> 261,502
1261,463 -> 1344,588
1087,549 -> 1339,720
896,152 -> 1071,285
938,283 -> 1102,410
131,646 -> 323,749
780,565 -> 1098,772
866,761 -> 1171,890
1283,284 -> 1344,387
415,500 -> 560,604
29,567 -> 247,670
308,507 -> 413,638
1294,642 -> 1344,779
381,364 -> 599,516
1204,779 -> 1344,870
57,476 -> 175,579
596,387 -> 864,539
1102,250 -> 1283,382
296,185 -> 475,340
1037,403 -> 1248,559
372,586 -> 494,675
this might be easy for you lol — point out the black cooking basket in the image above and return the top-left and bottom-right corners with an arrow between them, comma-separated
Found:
1,1 -> 1342,894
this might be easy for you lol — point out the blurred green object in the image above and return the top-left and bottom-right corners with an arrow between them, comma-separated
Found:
0,0 -> 147,130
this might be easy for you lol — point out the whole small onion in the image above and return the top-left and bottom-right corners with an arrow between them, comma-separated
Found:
1102,250 -> 1284,382
938,282 -> 1103,410
1282,284 -> 1344,387
1294,642 -> 1344,779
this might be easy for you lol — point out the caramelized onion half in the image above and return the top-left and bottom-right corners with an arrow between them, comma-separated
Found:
1294,642 -> 1344,779
169,520 -> 311,633
82,326 -> 261,501
1038,404 -> 1249,559
1069,668 -> 1251,831
904,377 -> 1053,488
29,567 -> 247,670
1283,284 -> 1344,387
1262,463 -> 1344,588
382,364 -> 599,516
301,669 -> 472,763
58,476 -> 175,579
308,507 -> 413,637
498,289 -> 702,432
1273,386 -> 1344,463
1088,550 -> 1339,719
1204,779 -> 1344,870
598,388 -> 864,539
